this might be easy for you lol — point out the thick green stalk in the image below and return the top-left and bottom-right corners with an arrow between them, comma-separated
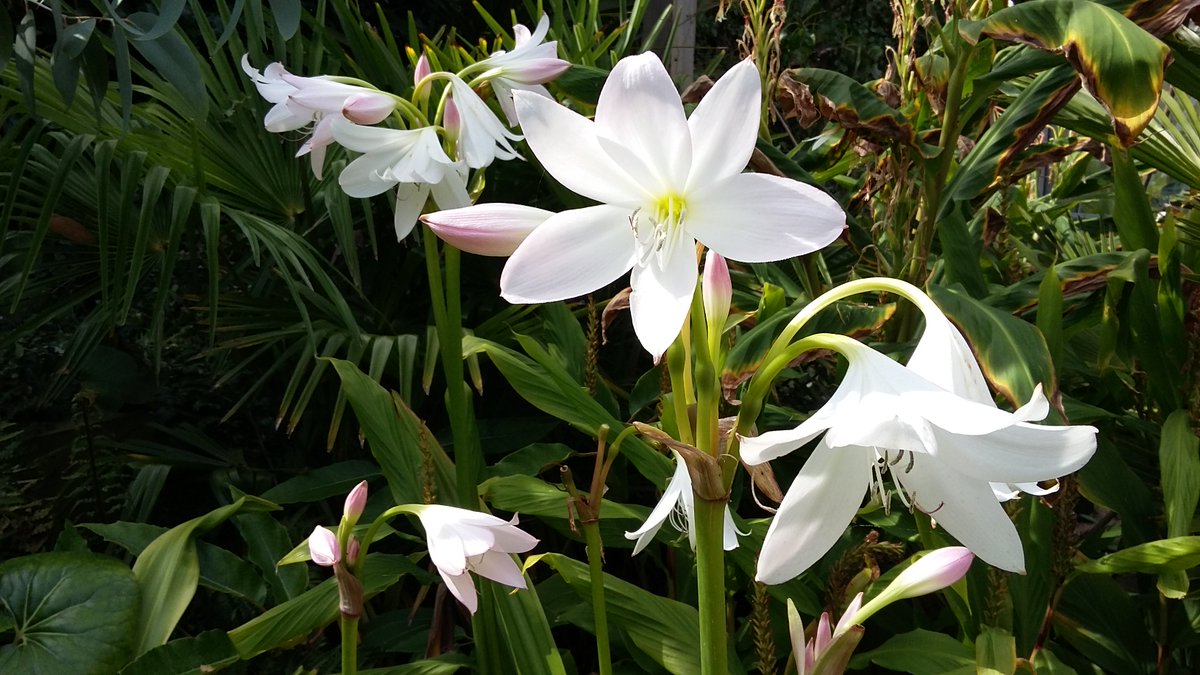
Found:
340,615 -> 358,675
694,497 -> 728,675
583,523 -> 613,675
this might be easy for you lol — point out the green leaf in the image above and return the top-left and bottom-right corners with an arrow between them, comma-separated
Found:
969,0 -> 1170,145
975,626 -> 1017,675
929,285 -> 1057,407
353,655 -> 470,674
328,359 -> 457,504
848,628 -> 974,673
227,553 -> 419,660
1036,262 -> 1064,370
1111,148 -> 1159,251
1160,411 -> 1200,540
131,495 -> 279,655
125,0 -> 186,42
1053,574 -> 1154,673
534,552 -> 720,675
261,460 -> 382,504
0,552 -> 139,675
119,630 -> 239,675
267,0 -> 302,40
126,13 -> 208,119
1076,536 -> 1200,574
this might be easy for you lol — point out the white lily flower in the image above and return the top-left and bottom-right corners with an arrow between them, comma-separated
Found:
331,117 -> 469,239
412,504 -> 538,614
445,75 -> 522,169
740,332 -> 1098,584
474,15 -> 570,125
624,450 -> 743,554
426,53 -> 844,358
242,56 -> 394,177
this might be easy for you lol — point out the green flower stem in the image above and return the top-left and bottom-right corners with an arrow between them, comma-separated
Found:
340,614 -> 358,675
691,290 -> 719,457
422,227 -> 480,508
694,496 -> 729,675
583,522 -> 613,675
665,340 -> 695,447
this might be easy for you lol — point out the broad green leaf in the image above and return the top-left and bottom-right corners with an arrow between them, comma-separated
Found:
1078,439 -> 1156,543
1037,262 -> 1064,370
780,68 -> 936,156
131,495 -> 279,655
478,474 -> 649,548
533,553 -> 729,675
0,552 -> 139,675
267,0 -> 302,40
486,578 -> 569,675
119,630 -> 239,675
261,460 -> 382,504
1111,148 -> 1159,251
969,0 -> 1170,145
126,13 -> 208,119
228,553 -> 422,660
1076,536 -> 1200,574
1053,574 -> 1154,673
465,336 -> 671,484
1032,647 -> 1079,674
353,655 -> 470,674
329,359 -> 457,505
848,628 -> 974,673
975,626 -> 1017,675
929,285 -> 1057,407
1160,411 -> 1200,540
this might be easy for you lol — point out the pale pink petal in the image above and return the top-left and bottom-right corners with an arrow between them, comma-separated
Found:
513,90 -> 647,206
757,442 -> 874,584
423,204 -> 553,256
501,205 -> 636,303
686,59 -> 762,189
629,231 -> 698,359
685,173 -> 844,263
307,526 -> 340,567
342,91 -> 395,124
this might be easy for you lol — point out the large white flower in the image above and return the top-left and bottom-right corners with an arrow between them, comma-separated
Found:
331,117 -> 469,239
412,505 -> 539,614
473,14 -> 571,125
625,449 -> 743,554
426,53 -> 844,358
740,332 -> 1097,584
242,56 -> 394,177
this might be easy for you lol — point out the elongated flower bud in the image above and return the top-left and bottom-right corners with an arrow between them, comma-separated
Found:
703,250 -> 731,339
343,480 -> 368,526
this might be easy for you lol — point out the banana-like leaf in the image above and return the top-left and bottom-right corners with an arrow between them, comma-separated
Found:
966,0 -> 1170,146
1159,411 -> 1200,541
848,628 -> 974,672
779,68 -> 938,156
1077,536 -> 1200,575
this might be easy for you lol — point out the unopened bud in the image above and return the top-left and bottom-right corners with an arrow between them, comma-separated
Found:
343,480 -> 368,525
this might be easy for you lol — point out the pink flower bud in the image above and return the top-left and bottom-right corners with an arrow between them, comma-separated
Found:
887,546 -> 974,600
345,536 -> 361,567
343,480 -> 368,523
308,526 -> 340,567
702,250 -> 731,332
342,92 -> 394,125
422,204 -> 553,257
443,95 -> 461,139
414,53 -> 432,99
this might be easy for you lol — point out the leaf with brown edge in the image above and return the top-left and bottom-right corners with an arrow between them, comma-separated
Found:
967,0 -> 1171,146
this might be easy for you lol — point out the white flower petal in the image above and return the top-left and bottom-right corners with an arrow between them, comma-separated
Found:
339,152 -> 401,198
739,386 -> 851,465
686,59 -> 761,188
929,422 -> 1097,483
625,455 -> 690,555
757,442 -> 873,584
439,567 -> 479,614
470,550 -> 528,590
629,231 -> 698,359
894,459 -> 1026,573
685,173 -> 844,263
906,316 -> 992,403
514,90 -> 647,206
594,53 -> 692,192
393,183 -> 431,240
501,205 -> 636,303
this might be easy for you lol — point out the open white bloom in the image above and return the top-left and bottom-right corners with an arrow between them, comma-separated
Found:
474,15 -> 570,124
307,526 -> 340,567
331,117 -> 469,239
413,504 -> 538,614
741,331 -> 1097,584
426,53 -> 844,358
445,75 -> 522,168
625,450 -> 742,554
242,56 -> 394,177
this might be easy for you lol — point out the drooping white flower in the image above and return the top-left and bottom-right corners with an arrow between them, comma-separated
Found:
426,53 -> 844,358
624,450 -> 742,554
473,15 -> 570,125
740,332 -> 1097,584
330,117 -> 469,239
445,75 -> 522,169
242,56 -> 394,177
412,504 -> 538,614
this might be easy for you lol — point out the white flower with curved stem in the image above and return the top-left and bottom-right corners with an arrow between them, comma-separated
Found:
445,75 -> 522,169
426,53 -> 844,358
242,56 -> 394,177
625,449 -> 743,554
472,14 -> 570,125
330,117 -> 469,239
412,504 -> 538,614
740,331 -> 1098,584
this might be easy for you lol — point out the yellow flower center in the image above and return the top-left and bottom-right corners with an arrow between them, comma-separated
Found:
633,193 -> 688,266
